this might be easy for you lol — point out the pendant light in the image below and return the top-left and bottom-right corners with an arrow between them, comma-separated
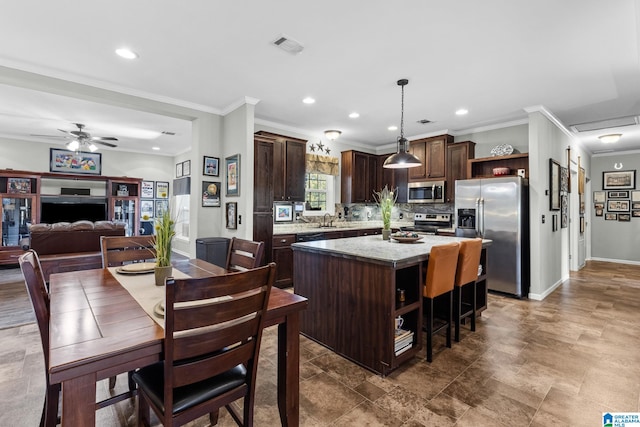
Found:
383,79 -> 421,169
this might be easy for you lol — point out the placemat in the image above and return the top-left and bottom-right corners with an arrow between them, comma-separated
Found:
108,267 -> 190,327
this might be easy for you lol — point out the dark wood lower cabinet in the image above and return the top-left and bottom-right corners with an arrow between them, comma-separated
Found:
293,248 -> 422,376
272,234 -> 295,288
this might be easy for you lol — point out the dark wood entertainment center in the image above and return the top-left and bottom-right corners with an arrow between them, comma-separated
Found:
0,169 -> 142,265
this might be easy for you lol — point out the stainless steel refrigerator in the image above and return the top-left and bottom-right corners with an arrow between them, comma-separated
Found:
455,176 -> 529,297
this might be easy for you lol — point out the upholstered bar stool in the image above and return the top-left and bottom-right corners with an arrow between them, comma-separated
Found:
423,242 -> 460,362
454,238 -> 483,342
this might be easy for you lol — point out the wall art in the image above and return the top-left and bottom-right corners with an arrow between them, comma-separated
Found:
225,154 -> 240,196
49,148 -> 101,175
603,170 -> 636,190
202,181 -> 221,207
203,156 -> 219,176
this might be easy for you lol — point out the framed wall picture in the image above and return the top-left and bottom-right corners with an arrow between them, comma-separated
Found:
608,191 -> 629,199
618,213 -> 631,222
580,216 -> 585,233
182,160 -> 191,177
607,199 -> 630,212
274,203 -> 293,222
633,202 -> 640,210
595,208 -> 603,217
202,181 -> 221,207
7,178 -> 31,194
632,210 -> 640,217
141,181 -> 155,198
552,214 -> 558,232
560,166 -> 569,193
549,158 -> 561,211
225,154 -> 240,196
594,203 -> 604,210
49,148 -> 102,175
156,181 -> 169,199
203,156 -> 219,176
561,194 -> 568,228
593,191 -> 605,203
603,170 -> 636,190
605,213 -> 617,220
226,202 -> 237,229
578,167 -> 585,195
155,200 -> 169,218
633,191 -> 640,202
140,199 -> 154,221
176,162 -> 183,178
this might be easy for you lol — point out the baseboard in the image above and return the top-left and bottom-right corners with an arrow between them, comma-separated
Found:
528,275 -> 566,301
589,257 -> 640,266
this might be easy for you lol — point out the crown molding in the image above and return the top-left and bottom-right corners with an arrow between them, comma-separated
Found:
221,96 -> 261,116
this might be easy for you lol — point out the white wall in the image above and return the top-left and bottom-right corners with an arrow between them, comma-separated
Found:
527,110 -> 590,300
454,123 -> 529,157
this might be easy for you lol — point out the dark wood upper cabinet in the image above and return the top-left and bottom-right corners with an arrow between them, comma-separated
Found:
341,150 -> 379,203
253,137 -> 275,213
408,134 -> 452,182
378,154 -> 408,203
269,136 -> 306,202
446,141 -> 475,202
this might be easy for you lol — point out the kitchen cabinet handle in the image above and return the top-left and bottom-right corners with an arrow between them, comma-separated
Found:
280,239 -> 287,243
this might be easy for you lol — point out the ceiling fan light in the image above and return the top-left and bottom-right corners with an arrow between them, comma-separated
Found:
599,133 -> 622,143
66,140 -> 80,151
115,48 -> 138,59
324,130 -> 341,141
88,143 -> 99,152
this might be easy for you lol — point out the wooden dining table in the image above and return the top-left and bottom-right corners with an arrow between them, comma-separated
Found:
48,258 -> 308,426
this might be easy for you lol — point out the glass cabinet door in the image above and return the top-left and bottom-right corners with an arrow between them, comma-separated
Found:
112,199 -> 137,237
2,197 -> 34,247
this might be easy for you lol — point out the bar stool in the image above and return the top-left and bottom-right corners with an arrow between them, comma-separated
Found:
454,238 -> 483,342
423,242 -> 460,362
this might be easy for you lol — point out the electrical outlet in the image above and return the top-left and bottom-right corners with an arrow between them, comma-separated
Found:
541,215 -> 545,224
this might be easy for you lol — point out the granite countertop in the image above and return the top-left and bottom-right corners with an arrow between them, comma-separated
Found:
274,221 -> 414,235
291,234 -> 491,267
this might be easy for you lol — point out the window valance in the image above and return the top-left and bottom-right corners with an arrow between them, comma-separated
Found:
305,154 -> 339,176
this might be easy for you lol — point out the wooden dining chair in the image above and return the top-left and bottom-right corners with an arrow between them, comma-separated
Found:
423,242 -> 460,362
225,237 -> 265,272
18,249 -> 60,427
132,262 -> 276,427
454,238 -> 483,342
100,235 -> 156,267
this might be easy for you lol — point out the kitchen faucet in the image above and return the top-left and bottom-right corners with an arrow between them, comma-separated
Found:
322,213 -> 333,227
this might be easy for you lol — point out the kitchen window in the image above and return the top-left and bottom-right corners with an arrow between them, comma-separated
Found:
305,173 -> 334,214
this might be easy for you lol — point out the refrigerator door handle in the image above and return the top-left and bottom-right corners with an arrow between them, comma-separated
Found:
480,198 -> 485,236
475,198 -> 480,235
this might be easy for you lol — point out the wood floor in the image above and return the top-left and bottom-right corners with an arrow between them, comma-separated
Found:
0,260 -> 638,426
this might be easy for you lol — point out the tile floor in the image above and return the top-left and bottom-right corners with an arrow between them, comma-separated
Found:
0,260 -> 639,426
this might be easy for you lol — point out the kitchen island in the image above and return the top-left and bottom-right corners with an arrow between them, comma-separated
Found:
292,234 -> 490,375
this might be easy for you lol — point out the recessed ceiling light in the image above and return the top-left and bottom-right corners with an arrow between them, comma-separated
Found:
152,146 -> 160,151
349,112 -> 360,119
302,97 -> 315,104
455,108 -> 468,116
388,126 -> 398,131
115,48 -> 138,59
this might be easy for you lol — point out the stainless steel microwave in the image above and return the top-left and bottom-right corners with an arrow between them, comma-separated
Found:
407,180 -> 445,203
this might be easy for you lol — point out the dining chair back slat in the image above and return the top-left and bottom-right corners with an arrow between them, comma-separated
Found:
226,238 -> 264,271
100,235 -> 155,267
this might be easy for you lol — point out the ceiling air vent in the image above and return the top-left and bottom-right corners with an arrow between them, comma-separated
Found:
272,34 -> 304,55
417,119 -> 432,125
569,115 -> 640,132
161,131 -> 176,135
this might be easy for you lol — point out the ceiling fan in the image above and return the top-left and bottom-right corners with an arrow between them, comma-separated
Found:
32,123 -> 118,152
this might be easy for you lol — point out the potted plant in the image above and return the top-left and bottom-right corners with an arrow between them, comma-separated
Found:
373,185 -> 397,240
153,209 -> 175,286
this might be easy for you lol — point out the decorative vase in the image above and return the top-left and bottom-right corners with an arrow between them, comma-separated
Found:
382,229 -> 391,240
154,265 -> 172,286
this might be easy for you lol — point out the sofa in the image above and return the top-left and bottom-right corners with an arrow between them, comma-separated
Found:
29,220 -> 126,281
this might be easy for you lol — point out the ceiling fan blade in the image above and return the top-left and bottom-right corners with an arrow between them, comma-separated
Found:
57,128 -> 74,136
91,136 -> 118,141
30,134 -> 68,138
93,140 -> 118,148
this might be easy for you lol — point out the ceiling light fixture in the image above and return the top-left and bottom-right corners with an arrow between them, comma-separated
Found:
598,133 -> 622,143
324,130 -> 341,141
388,126 -> 398,131
302,97 -> 315,104
66,140 -> 80,151
349,112 -> 360,119
455,108 -> 468,116
383,79 -> 422,169
115,48 -> 138,59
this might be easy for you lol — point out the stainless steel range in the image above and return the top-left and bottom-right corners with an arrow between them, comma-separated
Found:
402,213 -> 451,234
